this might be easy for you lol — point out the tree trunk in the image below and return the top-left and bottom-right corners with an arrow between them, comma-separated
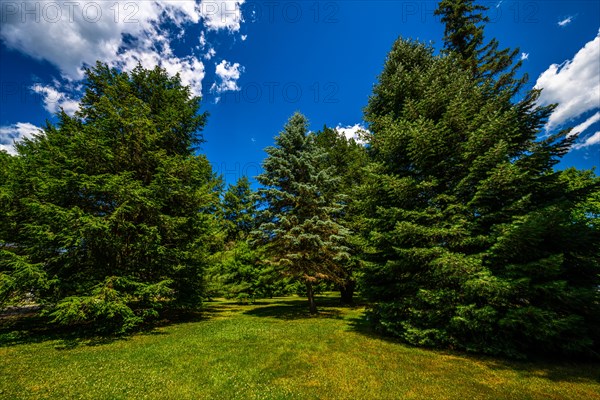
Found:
306,281 -> 317,314
340,280 -> 355,305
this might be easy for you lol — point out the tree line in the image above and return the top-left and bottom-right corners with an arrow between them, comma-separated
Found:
1,0 -> 598,358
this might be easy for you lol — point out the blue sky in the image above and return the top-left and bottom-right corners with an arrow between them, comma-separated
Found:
1,1 -> 599,186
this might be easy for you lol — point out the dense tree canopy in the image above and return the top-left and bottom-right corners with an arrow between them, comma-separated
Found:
207,176 -> 289,302
0,1 -> 597,360
359,1 -> 599,358
313,127 -> 369,304
0,63 -> 220,332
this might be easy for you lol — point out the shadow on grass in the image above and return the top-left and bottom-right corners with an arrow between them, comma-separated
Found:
0,303 -> 228,350
0,315 -> 127,350
486,357 -> 600,384
0,295 -> 352,348
347,311 -> 600,385
243,296 -> 352,320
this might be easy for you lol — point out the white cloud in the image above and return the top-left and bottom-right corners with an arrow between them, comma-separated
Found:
0,1 -> 247,100
200,0 -> 245,32
534,31 -> 600,131
0,123 -> 41,155
210,60 -> 244,93
335,124 -> 369,145
520,52 -> 529,60
1,1 -> 196,79
166,57 -> 206,97
568,112 -> 600,137
117,46 -> 206,97
572,131 -> 600,150
0,1 -> 250,151
31,84 -> 80,116
204,47 -> 216,60
558,16 -> 573,27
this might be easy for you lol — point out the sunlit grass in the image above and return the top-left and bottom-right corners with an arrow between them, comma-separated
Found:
1,294 -> 598,399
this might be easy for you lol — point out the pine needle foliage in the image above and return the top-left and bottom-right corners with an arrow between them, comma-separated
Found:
360,1 -> 599,358
0,63 -> 221,332
254,113 -> 350,313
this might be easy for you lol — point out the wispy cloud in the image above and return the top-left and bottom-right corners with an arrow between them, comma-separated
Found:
204,48 -> 216,60
200,0 -> 245,32
535,31 -> 600,132
568,112 -> 600,137
31,83 -> 79,116
1,1 -> 210,83
210,60 -> 244,94
572,131 -> 600,150
0,1 -> 248,103
0,123 -> 41,155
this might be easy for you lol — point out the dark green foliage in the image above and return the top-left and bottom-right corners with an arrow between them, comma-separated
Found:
313,127 -> 369,304
435,0 -> 487,64
1,63 -> 220,332
1,139 -> 53,307
434,0 -> 525,94
254,113 -> 350,313
0,151 -> 11,228
209,241 -> 292,302
208,176 -> 290,302
222,176 -> 257,243
560,168 -> 600,228
360,27 -> 599,358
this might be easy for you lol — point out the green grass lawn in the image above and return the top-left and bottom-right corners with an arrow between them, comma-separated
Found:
1,294 -> 599,399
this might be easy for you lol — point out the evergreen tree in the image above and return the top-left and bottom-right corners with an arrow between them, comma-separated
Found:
1,63 -> 221,332
1,151 -> 50,305
208,176 -> 288,302
254,113 -> 350,314
360,30 -> 599,358
434,0 -> 524,94
0,151 -> 13,260
313,127 -> 369,304
222,176 -> 257,243
210,241 -> 290,302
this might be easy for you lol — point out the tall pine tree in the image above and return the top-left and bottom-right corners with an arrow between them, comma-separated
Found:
254,113 -> 350,313
360,1 -> 599,358
434,0 -> 524,94
1,63 -> 221,332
